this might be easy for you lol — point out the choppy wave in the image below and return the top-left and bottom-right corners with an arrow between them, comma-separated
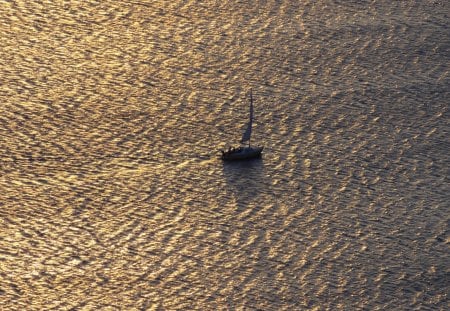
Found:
1,0 -> 448,310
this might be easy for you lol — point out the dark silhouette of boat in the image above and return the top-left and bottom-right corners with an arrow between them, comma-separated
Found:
221,89 -> 263,161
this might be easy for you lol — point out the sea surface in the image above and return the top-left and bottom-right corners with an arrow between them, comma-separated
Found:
1,1 -> 449,310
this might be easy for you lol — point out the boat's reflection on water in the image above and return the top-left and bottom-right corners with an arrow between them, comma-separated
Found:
222,157 -> 268,210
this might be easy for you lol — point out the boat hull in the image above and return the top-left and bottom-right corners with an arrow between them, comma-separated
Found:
221,146 -> 263,161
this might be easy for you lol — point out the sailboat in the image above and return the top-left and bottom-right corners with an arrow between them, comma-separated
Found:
221,89 -> 264,161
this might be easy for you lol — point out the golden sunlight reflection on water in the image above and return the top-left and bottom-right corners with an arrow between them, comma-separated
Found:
1,0 -> 449,310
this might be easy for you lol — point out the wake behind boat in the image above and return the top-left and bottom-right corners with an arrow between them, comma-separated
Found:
221,89 -> 263,161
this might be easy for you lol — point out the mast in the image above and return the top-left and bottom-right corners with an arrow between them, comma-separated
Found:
249,89 -> 253,147
241,88 -> 254,147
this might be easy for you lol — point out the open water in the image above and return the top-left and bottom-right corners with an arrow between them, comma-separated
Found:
1,1 -> 449,310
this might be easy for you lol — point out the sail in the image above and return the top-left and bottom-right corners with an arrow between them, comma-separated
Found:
241,91 -> 253,144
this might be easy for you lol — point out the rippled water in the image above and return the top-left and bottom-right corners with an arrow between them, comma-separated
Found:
1,1 -> 449,310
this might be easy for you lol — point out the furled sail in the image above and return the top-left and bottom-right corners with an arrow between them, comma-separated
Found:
241,91 -> 253,144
